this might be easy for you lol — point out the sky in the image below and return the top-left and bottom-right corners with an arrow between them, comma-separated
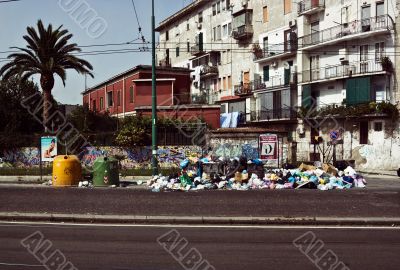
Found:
0,0 -> 192,104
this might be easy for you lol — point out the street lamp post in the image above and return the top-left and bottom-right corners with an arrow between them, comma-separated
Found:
151,0 -> 158,175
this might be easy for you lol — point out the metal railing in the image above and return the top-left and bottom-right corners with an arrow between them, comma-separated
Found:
191,93 -> 208,104
298,0 -> 325,15
253,41 -> 297,61
190,44 -> 203,55
234,79 -> 264,95
258,107 -> 298,121
300,60 -> 386,83
200,65 -> 219,76
232,24 -> 253,40
299,15 -> 393,48
159,58 -> 171,67
234,75 -> 296,95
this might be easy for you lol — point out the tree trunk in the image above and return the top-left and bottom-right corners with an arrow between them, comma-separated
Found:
43,89 -> 52,132
40,74 -> 55,133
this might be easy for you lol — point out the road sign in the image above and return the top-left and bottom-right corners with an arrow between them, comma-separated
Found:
329,130 -> 339,141
259,134 -> 278,161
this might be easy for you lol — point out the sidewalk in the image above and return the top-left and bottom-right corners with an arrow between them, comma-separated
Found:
0,175 -> 151,184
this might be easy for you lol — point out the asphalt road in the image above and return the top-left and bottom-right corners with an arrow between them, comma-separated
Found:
0,223 -> 399,270
0,176 -> 399,219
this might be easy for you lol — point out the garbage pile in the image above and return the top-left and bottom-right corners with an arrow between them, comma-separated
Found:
148,158 -> 367,192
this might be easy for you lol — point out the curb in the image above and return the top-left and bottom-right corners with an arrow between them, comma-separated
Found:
0,212 -> 399,226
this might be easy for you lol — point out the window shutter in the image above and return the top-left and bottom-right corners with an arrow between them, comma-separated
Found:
302,85 -> 312,108
263,65 -> 270,81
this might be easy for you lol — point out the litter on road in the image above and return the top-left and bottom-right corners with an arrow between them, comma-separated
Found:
148,158 -> 367,192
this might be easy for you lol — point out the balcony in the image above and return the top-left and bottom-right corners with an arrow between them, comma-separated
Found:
300,60 -> 388,84
298,0 -> 325,16
253,40 -> 298,63
232,24 -> 253,40
190,44 -> 204,56
200,65 -> 219,78
257,107 -> 298,121
235,74 -> 297,96
159,57 -> 171,67
191,93 -> 208,104
234,79 -> 264,96
299,15 -> 393,50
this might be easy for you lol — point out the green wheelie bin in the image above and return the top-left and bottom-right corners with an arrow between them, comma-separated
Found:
92,156 -> 120,187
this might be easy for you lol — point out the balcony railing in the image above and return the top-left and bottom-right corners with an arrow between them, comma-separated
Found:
190,44 -> 203,56
298,0 -> 325,15
235,75 -> 296,95
200,65 -> 219,77
159,58 -> 171,67
191,93 -> 208,104
300,60 -> 386,83
299,15 -> 393,48
232,24 -> 253,40
253,40 -> 297,61
257,107 -> 298,121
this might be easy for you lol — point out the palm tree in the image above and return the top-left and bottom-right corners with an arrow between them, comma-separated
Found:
0,20 -> 94,132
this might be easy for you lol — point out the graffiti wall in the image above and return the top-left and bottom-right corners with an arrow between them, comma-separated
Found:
209,138 -> 259,160
79,146 -> 203,169
1,147 -> 40,167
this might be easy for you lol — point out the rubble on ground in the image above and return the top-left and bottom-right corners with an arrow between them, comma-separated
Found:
148,158 -> 367,192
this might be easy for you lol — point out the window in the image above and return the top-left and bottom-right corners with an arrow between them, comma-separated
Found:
263,65 -> 270,81
284,0 -> 292,14
263,6 -> 269,23
359,121 -> 369,144
92,100 -> 96,111
175,25 -> 179,36
213,27 -> 216,41
107,92 -> 113,107
228,76 -> 232,89
213,79 -> 218,91
374,122 -> 383,132
129,86 -> 134,103
223,77 -> 227,90
217,1 -> 221,13
198,11 -> 203,23
226,0 -> 230,10
376,2 -> 384,16
186,20 -> 190,31
222,0 -> 226,10
360,45 -> 368,72
165,30 -> 169,41
212,4 -> 216,16
117,91 -> 121,106
217,25 -> 221,40
222,24 -> 228,38
100,97 -> 104,109
228,23 -> 232,35
375,42 -> 384,62
187,42 -> 190,52
218,78 -> 222,90
176,46 -> 180,57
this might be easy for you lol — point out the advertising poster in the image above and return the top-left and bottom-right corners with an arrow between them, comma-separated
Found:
41,137 -> 57,162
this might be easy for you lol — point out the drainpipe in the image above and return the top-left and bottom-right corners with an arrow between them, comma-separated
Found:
123,76 -> 126,117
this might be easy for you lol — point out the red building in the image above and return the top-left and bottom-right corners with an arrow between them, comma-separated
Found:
82,65 -> 220,128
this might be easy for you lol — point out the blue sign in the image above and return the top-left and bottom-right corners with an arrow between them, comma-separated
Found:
329,130 -> 339,140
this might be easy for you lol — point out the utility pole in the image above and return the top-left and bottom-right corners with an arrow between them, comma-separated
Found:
151,0 -> 158,175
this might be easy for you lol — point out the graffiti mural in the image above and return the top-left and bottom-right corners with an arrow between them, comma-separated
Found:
209,138 -> 259,160
1,148 -> 40,167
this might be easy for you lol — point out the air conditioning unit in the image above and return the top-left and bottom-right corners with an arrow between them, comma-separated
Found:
197,23 -> 202,29
339,48 -> 349,64
271,61 -> 278,68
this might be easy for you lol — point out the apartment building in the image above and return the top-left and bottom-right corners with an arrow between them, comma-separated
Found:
156,0 -> 400,170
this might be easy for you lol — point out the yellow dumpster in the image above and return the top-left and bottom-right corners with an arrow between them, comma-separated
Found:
52,155 -> 82,187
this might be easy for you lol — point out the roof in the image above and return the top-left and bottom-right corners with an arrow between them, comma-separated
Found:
82,65 -> 191,95
155,0 -> 208,32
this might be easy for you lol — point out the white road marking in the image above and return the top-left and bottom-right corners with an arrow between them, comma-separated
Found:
0,262 -> 43,268
0,221 -> 398,230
